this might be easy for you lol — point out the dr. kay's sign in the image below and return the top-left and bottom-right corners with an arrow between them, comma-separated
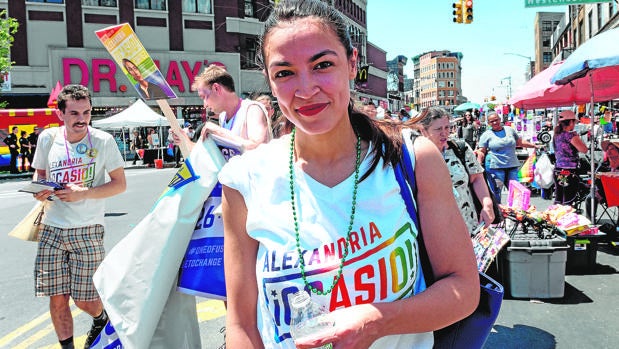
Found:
50,48 -> 239,97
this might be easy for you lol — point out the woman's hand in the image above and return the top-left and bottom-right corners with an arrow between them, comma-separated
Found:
294,304 -> 381,349
479,198 -> 495,227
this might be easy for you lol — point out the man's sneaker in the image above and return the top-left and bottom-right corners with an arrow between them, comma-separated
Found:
84,311 -> 109,349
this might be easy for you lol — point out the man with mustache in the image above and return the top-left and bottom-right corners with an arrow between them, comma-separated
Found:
30,84 -> 127,349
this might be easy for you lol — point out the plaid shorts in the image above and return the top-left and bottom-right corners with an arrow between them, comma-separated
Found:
35,224 -> 105,301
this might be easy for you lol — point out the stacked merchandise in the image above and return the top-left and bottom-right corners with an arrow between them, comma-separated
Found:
499,204 -> 596,237
472,227 -> 510,273
544,204 -> 595,236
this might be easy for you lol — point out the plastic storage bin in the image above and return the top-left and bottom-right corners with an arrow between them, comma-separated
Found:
499,234 -> 568,298
565,232 -> 605,274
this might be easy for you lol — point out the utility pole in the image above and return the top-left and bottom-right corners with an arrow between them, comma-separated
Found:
500,76 -> 512,101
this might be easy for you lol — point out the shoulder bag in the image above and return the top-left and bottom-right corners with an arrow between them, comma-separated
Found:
395,129 -> 504,349
8,201 -> 48,241
449,139 -> 503,224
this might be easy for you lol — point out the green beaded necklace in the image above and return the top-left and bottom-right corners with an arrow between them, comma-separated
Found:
289,127 -> 362,296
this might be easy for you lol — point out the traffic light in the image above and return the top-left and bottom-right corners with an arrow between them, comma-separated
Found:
452,1 -> 463,24
464,0 -> 473,24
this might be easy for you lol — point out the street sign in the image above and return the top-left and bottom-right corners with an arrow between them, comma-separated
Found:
525,0 -> 611,8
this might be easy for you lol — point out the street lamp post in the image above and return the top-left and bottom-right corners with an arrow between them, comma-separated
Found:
504,52 -> 533,80
500,76 -> 512,100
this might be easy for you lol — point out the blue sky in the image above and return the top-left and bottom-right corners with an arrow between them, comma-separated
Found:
366,1 -> 567,104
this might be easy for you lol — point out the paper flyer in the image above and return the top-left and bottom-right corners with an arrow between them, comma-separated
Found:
95,23 -> 177,100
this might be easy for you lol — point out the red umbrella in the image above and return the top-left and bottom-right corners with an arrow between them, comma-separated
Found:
509,60 -> 619,109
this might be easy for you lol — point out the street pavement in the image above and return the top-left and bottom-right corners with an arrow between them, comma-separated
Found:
1,166 -> 617,348
485,190 -> 618,349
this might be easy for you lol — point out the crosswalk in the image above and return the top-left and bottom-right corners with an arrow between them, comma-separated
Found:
0,299 -> 226,349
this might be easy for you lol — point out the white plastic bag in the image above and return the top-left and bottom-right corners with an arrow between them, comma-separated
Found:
534,153 -> 554,189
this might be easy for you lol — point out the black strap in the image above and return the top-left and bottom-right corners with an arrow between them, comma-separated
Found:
448,139 -> 469,176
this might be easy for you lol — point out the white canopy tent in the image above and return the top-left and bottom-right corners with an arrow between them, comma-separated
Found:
92,99 -> 176,129
92,99 -> 183,162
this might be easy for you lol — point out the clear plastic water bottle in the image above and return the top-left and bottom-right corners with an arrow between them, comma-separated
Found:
289,290 -> 335,349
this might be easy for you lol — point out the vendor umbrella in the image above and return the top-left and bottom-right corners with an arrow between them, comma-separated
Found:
510,59 -> 619,109
550,27 -> 619,223
454,102 -> 481,112
509,61 -> 571,109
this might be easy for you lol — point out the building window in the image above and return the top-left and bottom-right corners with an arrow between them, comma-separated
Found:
183,0 -> 212,14
82,0 -> 117,6
135,0 -> 166,10
241,37 -> 259,69
543,52 -> 553,64
587,11 -> 593,38
542,20 -> 552,32
244,0 -> 255,17
27,0 -> 64,3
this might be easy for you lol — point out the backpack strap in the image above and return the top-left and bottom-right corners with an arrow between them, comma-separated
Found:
396,128 -> 434,284
448,139 -> 469,175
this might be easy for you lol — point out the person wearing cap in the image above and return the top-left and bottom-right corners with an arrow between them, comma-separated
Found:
553,110 -> 588,205
28,126 -> 41,170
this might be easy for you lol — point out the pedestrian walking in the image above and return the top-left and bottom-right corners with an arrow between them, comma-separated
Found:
458,111 -> 479,149
19,130 -> 31,172
31,84 -> 126,349
28,126 -> 41,170
129,128 -> 145,165
413,107 -> 495,233
4,126 -> 20,173
477,112 -> 539,203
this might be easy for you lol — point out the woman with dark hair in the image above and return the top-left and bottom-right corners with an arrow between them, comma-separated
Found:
458,111 -> 478,149
218,1 -> 478,348
553,110 -> 588,205
413,107 -> 495,234
19,130 -> 31,172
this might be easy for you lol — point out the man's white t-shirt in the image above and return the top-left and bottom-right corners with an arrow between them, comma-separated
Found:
32,126 -> 124,228
219,136 -> 433,349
